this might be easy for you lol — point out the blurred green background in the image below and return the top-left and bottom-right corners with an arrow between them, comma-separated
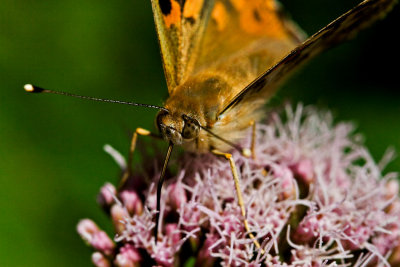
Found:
0,0 -> 398,266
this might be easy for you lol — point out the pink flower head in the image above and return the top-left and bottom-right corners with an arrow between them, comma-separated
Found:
78,104 -> 400,266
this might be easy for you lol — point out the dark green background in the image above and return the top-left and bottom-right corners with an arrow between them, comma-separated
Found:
0,1 -> 399,266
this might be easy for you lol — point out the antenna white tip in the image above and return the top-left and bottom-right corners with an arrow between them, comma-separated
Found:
24,84 -> 44,93
24,84 -> 34,92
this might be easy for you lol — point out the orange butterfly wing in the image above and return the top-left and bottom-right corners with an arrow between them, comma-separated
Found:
194,0 -> 305,73
151,0 -> 214,93
151,0 -> 305,95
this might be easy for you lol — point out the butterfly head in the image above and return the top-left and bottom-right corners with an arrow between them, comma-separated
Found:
156,110 -> 200,145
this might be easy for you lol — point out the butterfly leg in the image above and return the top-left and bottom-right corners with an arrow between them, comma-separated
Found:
241,120 -> 257,159
211,149 -> 264,253
249,120 -> 256,160
119,128 -> 161,189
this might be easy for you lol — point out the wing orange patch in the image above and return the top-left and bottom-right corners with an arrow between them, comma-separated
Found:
163,0 -> 182,28
231,0 -> 287,38
183,0 -> 205,20
211,2 -> 228,31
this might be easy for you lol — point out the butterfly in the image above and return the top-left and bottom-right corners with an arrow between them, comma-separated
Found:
25,0 -> 397,251
149,0 -> 397,249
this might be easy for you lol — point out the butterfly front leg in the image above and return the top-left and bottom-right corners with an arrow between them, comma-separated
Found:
249,120 -> 257,160
119,128 -> 161,189
240,120 -> 257,160
211,149 -> 265,254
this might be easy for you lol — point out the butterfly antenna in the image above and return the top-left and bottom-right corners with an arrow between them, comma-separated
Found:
154,142 -> 174,244
24,84 -> 169,112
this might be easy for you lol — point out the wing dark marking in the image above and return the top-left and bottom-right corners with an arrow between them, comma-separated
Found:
159,0 -> 172,15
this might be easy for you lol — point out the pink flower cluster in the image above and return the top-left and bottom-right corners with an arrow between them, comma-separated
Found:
77,104 -> 400,266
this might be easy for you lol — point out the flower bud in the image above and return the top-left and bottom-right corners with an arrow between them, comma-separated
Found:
390,242 -> 400,266
196,234 -> 218,267
77,219 -> 115,255
274,166 -> 295,199
385,180 -> 399,200
92,252 -> 111,267
91,231 -> 115,256
97,183 -> 116,208
111,204 -> 129,234
292,159 -> 314,183
120,190 -> 143,215
342,225 -> 371,250
77,219 -> 99,243
115,243 -> 141,267
293,216 -> 320,244
167,183 -> 187,210
165,223 -> 180,246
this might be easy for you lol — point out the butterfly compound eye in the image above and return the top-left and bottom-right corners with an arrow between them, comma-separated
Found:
181,114 -> 200,140
156,110 -> 169,131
